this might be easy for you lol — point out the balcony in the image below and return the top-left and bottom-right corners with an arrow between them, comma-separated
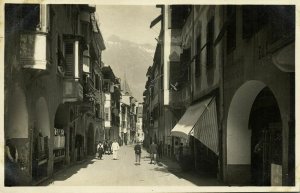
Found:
63,79 -> 83,103
20,32 -> 49,70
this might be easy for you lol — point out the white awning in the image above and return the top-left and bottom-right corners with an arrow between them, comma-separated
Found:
171,97 -> 213,139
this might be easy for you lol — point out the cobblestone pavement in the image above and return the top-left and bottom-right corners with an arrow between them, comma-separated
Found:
41,145 -> 224,186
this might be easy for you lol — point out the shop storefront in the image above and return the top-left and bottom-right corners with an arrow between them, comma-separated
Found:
171,97 -> 219,174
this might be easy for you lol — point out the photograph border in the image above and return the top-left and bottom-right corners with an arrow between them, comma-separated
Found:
0,0 -> 298,192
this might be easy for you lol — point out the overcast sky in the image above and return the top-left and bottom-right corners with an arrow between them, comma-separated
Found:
96,5 -> 161,46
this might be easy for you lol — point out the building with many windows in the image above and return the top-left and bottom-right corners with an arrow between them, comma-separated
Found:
4,4 -> 106,185
144,5 -> 295,186
101,65 -> 121,141
135,103 -> 144,143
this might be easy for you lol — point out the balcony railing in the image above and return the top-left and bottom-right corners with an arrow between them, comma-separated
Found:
20,32 -> 49,70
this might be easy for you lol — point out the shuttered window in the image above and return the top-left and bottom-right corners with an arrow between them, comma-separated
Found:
64,42 -> 74,77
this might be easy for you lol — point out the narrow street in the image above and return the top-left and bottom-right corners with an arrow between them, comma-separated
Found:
4,4 -> 295,188
41,145 -> 223,186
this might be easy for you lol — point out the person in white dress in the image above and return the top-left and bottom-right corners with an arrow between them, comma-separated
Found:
111,140 -> 120,160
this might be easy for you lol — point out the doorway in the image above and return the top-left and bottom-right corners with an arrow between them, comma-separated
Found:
249,87 -> 282,186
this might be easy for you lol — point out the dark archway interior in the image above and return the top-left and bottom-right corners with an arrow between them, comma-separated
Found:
249,87 -> 282,186
53,104 -> 68,171
54,104 -> 68,129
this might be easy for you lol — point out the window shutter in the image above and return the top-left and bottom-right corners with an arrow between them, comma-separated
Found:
64,42 -> 74,77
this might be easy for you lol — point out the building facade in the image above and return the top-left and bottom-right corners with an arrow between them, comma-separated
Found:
145,5 -> 295,186
102,66 -> 121,141
4,4 -> 106,185
135,103 -> 144,143
118,77 -> 139,145
222,5 -> 295,186
129,96 -> 138,143
120,93 -> 131,145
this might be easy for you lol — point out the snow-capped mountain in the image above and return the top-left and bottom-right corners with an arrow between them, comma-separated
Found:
102,35 -> 155,102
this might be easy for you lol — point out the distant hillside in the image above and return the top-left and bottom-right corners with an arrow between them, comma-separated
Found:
102,35 -> 155,102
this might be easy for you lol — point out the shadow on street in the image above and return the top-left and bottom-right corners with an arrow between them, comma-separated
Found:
142,154 -> 224,186
39,158 -> 95,186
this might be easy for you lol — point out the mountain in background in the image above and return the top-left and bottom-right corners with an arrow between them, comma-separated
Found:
102,35 -> 155,102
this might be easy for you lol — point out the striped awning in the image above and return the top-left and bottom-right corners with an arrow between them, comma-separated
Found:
171,97 -> 213,139
192,97 -> 219,155
171,96 -> 219,155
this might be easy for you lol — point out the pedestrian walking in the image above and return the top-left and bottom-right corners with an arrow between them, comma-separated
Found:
149,141 -> 158,164
108,140 -> 113,154
103,140 -> 107,154
134,142 -> 142,165
111,140 -> 120,160
97,141 -> 104,160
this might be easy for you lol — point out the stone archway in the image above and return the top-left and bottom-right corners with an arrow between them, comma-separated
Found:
32,97 -> 51,181
6,85 -> 30,182
35,97 -> 50,137
227,81 -> 266,166
226,80 -> 283,185
7,85 -> 29,138
249,87 -> 282,185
